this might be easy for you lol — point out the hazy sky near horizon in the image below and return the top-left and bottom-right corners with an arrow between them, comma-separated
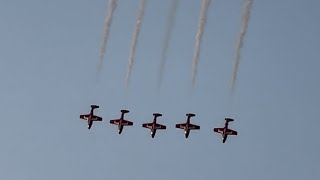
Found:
0,0 -> 320,180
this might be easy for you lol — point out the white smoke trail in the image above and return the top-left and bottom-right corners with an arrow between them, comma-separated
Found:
192,0 -> 211,87
125,0 -> 146,88
230,0 -> 253,94
97,0 -> 117,73
158,0 -> 180,88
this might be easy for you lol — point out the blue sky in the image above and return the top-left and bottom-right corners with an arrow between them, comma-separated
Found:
0,0 -> 319,179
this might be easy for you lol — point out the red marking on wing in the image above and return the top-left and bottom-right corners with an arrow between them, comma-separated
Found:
142,123 -> 153,129
226,129 -> 237,135
80,114 -> 90,120
110,119 -> 121,125
176,123 -> 186,129
189,124 -> 200,130
214,128 -> 224,134
155,123 -> 166,129
121,120 -> 133,126
91,115 -> 102,121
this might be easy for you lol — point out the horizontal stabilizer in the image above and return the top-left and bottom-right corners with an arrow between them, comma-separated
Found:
121,110 -> 130,114
153,113 -> 162,117
225,118 -> 234,122
186,113 -> 196,117
91,105 -> 99,109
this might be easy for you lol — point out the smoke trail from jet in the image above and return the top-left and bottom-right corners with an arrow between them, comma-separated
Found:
192,0 -> 211,87
230,0 -> 253,94
158,0 -> 180,88
97,0 -> 117,73
125,0 -> 146,88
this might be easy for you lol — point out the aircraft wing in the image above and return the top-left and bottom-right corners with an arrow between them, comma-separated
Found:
155,123 -> 166,129
80,114 -> 90,120
175,123 -> 186,129
110,119 -> 121,125
91,115 -> 102,121
142,123 -> 153,129
121,119 -> 133,126
189,123 -> 200,130
213,128 -> 224,134
226,129 -> 237,135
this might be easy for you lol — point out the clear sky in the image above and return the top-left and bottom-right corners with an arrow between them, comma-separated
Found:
0,0 -> 319,179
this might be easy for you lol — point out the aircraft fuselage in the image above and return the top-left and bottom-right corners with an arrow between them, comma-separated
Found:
151,128 -> 156,138
118,123 -> 124,134
222,130 -> 228,143
151,122 -> 157,138
184,129 -> 190,138
88,119 -> 93,129
222,123 -> 229,143
87,111 -> 94,129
